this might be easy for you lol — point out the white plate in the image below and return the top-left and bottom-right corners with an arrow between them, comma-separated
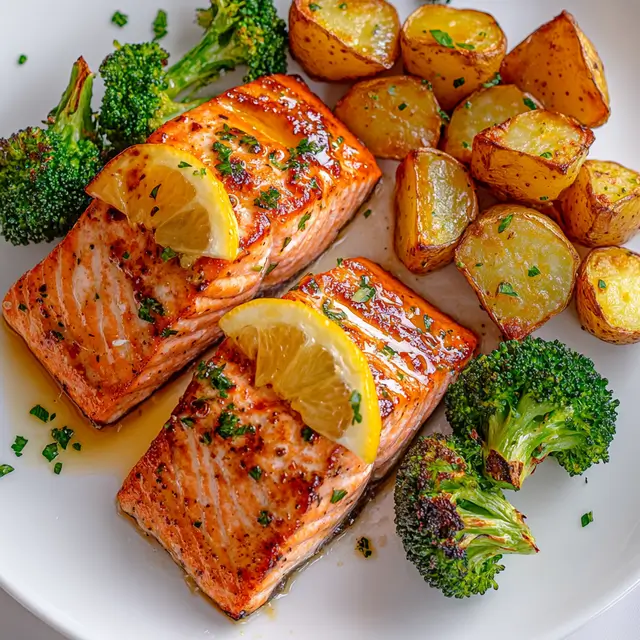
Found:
1,1 -> 639,638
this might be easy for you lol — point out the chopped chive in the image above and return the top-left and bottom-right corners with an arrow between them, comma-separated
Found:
456,42 -> 475,50
398,102 -> 408,111
298,212 -> 312,230
482,72 -> 501,88
498,214 -> 513,233
330,489 -> 348,504
150,184 -> 161,200
523,97 -> 537,110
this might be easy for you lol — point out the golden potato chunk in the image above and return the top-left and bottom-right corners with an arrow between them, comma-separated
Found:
559,160 -> 640,247
289,0 -> 400,81
470,109 -> 594,204
455,204 -> 580,339
576,247 -> 640,344
394,149 -> 478,274
400,5 -> 506,111
501,11 -> 610,127
334,76 -> 443,160
443,85 -> 541,165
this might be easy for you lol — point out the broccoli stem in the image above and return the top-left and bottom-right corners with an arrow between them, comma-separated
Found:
49,58 -> 96,143
452,486 -> 538,567
485,392 -> 580,489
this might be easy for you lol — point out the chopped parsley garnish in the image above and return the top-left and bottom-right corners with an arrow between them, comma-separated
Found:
523,97 -> 537,110
430,29 -> 454,48
111,11 -> 128,27
42,443 -> 59,462
482,72 -> 501,88
528,265 -> 541,277
30,405 -> 49,423
388,85 -> 397,95
72,442 -> 82,451
216,124 -> 236,141
423,315 -> 433,331
309,2 -> 321,9
0,464 -> 14,478
298,212 -> 312,230
422,79 -> 433,90
161,246 -> 177,261
18,303 -> 28,312
200,431 -> 213,445
462,141 -> 470,149
51,426 -> 74,450
54,462 -> 63,475
301,426 -> 316,443
337,258 -> 344,266
380,345 -> 396,358
350,390 -> 362,425
268,152 -> 287,170
216,412 -> 254,439
265,263 -> 278,276
249,466 -> 263,481
581,511 -> 594,527
539,151 -> 553,159
254,187 -> 281,210
456,42 -> 475,50
181,417 -> 195,428
398,102 -> 408,111
464,101 -> 471,109
152,9 -> 168,41
498,214 -> 513,233
240,134 -> 261,153
309,177 -> 319,190
497,282 -> 519,297
351,276 -> 376,304
438,108 -> 450,123
213,141 -> 245,179
453,77 -> 465,88
598,279 -> 607,290
539,196 -> 549,201
193,521 -> 202,528
197,362 -> 234,398
161,327 -> 178,338
258,510 -> 273,526
122,251 -> 130,260
322,299 -> 347,326
356,536 -> 373,558
475,263 -> 483,268
17,54 -> 28,65
51,330 -> 64,342
282,237 -> 292,250
363,209 -> 372,218
138,297 -> 164,323
331,136 -> 345,149
11,436 -> 28,457
330,489 -> 348,504
149,184 -> 161,200
178,161 -> 192,169
339,2 -> 347,7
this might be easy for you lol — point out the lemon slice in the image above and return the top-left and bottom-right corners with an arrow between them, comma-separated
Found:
219,299 -> 382,463
86,144 -> 239,260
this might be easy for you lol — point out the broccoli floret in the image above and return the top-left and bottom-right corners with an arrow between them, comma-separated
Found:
0,57 -> 101,245
99,0 -> 287,152
394,435 -> 537,598
445,337 -> 619,491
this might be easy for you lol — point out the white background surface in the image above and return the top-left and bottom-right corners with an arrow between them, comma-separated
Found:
0,585 -> 637,640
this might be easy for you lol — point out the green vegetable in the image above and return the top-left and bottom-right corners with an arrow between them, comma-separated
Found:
17,54 -> 28,66
249,465 -> 263,481
138,297 -> 164,323
254,187 -> 281,209
351,276 -> 376,304
497,214 -> 512,233
528,265 -> 541,277
482,72 -> 501,88
453,77 -> 465,88
197,361 -> 234,398
430,29 -> 454,48
394,435 -> 537,598
497,282 -> 518,297
99,0 -> 287,152
523,97 -> 537,111
216,411 -> 254,439
29,405 -> 50,422
301,426 -> 316,443
363,209 -> 372,218
111,11 -> 128,27
356,536 -> 373,558
152,9 -> 168,41
350,390 -> 362,424
11,436 -> 28,457
161,246 -> 177,261
330,489 -> 348,503
54,462 -> 63,475
0,464 -> 15,478
444,337 -> 619,490
598,279 -> 607,290
42,443 -> 59,462
0,58 -> 101,245
258,510 -> 273,526
51,426 -> 74,450
581,511 -> 594,527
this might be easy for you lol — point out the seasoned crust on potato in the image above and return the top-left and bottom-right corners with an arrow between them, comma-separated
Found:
400,5 -> 507,111
289,0 -> 400,82
394,148 -> 478,274
559,160 -> 640,247
576,247 -> 640,345
455,204 -> 580,340
442,84 -> 541,165
334,76 -> 443,160
470,109 -> 595,205
500,10 -> 610,127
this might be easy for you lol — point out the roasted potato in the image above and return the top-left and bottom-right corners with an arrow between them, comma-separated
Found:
501,11 -> 610,128
576,247 -> 640,344
289,0 -> 400,82
559,160 -> 640,247
442,85 -> 541,165
470,109 -> 594,205
334,76 -> 443,160
400,5 -> 507,111
455,204 -> 580,340
394,148 -> 478,274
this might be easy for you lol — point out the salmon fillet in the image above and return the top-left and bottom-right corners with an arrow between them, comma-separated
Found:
2,75 -> 380,425
117,258 -> 477,619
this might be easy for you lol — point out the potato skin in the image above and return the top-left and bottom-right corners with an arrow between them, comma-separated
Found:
400,5 -> 507,111
442,85 -> 541,165
394,148 -> 478,274
289,0 -> 400,82
334,76 -> 443,160
576,247 -> 640,345
455,204 -> 580,340
500,10 -> 610,127
470,109 -> 594,204
559,160 -> 640,247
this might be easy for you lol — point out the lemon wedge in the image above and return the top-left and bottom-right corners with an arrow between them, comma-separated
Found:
219,299 -> 382,464
86,144 -> 239,260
